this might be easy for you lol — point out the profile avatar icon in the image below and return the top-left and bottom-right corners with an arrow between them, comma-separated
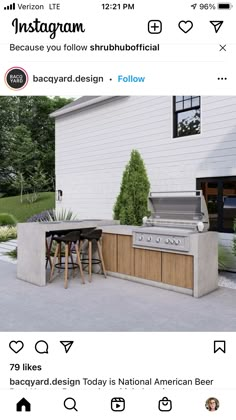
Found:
205,397 -> 219,411
4,67 -> 29,90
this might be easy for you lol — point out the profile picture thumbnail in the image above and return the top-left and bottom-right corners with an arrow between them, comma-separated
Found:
205,397 -> 219,411
4,67 -> 28,90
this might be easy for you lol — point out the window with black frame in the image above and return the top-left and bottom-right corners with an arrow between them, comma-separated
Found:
173,96 -> 201,138
197,177 -> 236,233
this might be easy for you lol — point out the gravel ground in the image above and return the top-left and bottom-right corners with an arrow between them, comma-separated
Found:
218,271 -> 236,289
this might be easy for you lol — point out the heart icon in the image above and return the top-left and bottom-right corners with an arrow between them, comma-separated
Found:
178,20 -> 193,33
9,340 -> 24,353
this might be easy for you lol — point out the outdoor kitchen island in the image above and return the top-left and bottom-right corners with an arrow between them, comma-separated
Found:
101,225 -> 218,298
17,190 -> 218,297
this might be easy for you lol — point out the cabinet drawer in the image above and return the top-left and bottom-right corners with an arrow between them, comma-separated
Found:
162,253 -> 193,289
134,248 -> 162,282
117,235 -> 134,276
102,234 -> 117,272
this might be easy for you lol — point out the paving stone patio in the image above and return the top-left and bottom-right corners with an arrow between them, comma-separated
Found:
0,259 -> 236,332
0,239 -> 17,264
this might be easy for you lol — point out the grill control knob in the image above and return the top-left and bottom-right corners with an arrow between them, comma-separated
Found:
138,236 -> 143,241
170,239 -> 174,244
165,239 -> 170,244
156,237 -> 161,243
147,236 -> 152,242
175,239 -> 180,245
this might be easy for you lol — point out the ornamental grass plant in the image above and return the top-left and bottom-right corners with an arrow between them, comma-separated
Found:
0,226 -> 17,242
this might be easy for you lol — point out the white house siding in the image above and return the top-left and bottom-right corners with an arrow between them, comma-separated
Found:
55,95 -> 236,268
55,95 -> 236,269
55,95 -> 236,219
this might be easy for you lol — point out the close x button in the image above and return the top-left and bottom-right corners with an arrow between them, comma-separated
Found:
219,44 -> 226,51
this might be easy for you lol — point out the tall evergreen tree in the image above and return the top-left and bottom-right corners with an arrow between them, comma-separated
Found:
0,96 -> 71,195
113,150 -> 150,225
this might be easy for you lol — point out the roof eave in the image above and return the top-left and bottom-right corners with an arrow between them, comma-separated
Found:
50,96 -> 114,118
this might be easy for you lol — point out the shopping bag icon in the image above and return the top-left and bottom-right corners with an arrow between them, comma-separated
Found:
158,397 -> 172,411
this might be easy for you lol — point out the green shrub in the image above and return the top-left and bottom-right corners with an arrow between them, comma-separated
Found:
219,244 -> 235,270
0,213 -> 17,226
5,247 -> 17,259
0,226 -> 17,242
113,150 -> 150,225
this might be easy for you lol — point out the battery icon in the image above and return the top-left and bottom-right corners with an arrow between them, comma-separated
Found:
218,3 -> 232,8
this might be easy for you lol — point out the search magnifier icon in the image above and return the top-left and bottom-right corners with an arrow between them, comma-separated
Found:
64,397 -> 78,411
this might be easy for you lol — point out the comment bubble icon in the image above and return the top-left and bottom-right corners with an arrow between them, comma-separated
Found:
35,340 -> 49,354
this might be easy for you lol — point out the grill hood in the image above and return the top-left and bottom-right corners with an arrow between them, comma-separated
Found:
144,191 -> 209,232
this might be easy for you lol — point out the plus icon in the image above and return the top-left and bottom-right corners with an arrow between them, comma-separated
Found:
148,20 -> 162,34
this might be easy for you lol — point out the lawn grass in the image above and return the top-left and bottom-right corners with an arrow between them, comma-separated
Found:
0,192 -> 55,222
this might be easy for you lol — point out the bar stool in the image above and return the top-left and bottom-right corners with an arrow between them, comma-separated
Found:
45,229 -> 75,270
49,230 -> 85,289
80,229 -> 107,282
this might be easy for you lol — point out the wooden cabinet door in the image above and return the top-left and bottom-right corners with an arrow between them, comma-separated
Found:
102,234 -> 117,272
162,252 -> 193,289
134,248 -> 162,282
117,235 -> 134,276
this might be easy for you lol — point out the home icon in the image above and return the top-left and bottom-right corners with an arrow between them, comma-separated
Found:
16,398 -> 31,412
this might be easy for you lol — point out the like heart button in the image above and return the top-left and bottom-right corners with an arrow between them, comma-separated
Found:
9,340 -> 24,353
178,20 -> 193,33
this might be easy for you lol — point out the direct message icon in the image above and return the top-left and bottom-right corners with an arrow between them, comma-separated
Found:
158,397 -> 172,412
111,397 -> 125,412
60,341 -> 74,353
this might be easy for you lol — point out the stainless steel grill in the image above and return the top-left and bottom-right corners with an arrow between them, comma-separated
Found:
133,191 -> 209,252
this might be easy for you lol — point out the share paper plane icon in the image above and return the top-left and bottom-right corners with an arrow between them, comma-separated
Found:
60,341 -> 74,353
210,21 -> 224,33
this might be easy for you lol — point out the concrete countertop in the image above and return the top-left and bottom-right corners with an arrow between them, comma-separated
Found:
17,219 -> 119,232
101,225 -> 216,238
101,225 -> 138,235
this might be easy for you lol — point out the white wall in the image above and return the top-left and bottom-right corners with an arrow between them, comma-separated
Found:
55,96 -> 236,220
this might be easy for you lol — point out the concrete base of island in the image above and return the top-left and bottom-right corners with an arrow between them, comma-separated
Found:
105,271 -> 193,296
17,220 -> 119,286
